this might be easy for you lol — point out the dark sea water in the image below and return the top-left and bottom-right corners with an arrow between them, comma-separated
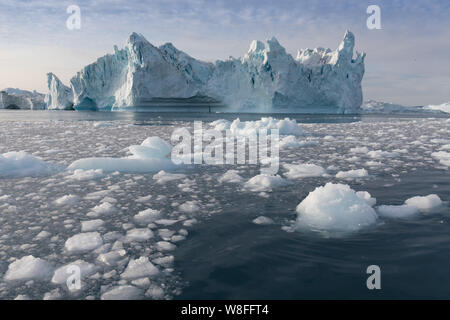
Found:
0,110 -> 449,300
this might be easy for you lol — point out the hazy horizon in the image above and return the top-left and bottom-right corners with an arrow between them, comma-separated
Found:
1,0 -> 449,106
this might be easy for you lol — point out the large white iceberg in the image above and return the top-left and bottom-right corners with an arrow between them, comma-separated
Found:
46,31 -> 365,113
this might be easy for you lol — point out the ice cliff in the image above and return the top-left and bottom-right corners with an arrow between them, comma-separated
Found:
0,88 -> 45,110
46,31 -> 365,113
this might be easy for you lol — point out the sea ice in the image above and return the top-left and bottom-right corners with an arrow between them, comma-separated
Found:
283,163 -> 327,179
0,151 -> 57,178
336,168 -> 368,179
65,232 -> 103,253
296,183 -> 377,233
404,194 -> 443,211
3,255 -> 53,282
377,205 -> 419,218
121,257 -> 159,279
243,174 -> 291,192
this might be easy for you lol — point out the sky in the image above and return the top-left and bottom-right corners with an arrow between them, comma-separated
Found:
0,0 -> 449,106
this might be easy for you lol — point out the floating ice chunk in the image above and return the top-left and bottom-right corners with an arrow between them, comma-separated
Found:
153,170 -> 186,184
252,216 -> 274,225
155,219 -> 179,226
146,285 -> 165,300
43,288 -> 63,300
350,147 -> 369,154
209,119 -> 231,131
65,232 -> 103,253
101,285 -> 143,300
66,169 -> 104,181
124,228 -> 154,242
404,194 -> 443,211
356,191 -> 376,207
218,170 -> 244,184
431,151 -> 450,167
4,255 -> 53,282
283,163 -> 327,179
280,136 -> 317,148
0,151 -> 58,178
336,168 -> 368,179
93,122 -> 114,128
97,250 -> 127,266
131,277 -> 151,288
226,117 -> 303,136
54,195 -> 80,206
34,231 -> 51,240
68,137 -> 176,173
156,241 -> 177,251
178,201 -> 200,213
121,257 -> 159,280
153,255 -> 174,266
296,183 -> 377,233
243,174 -> 291,192
88,202 -> 117,217
51,260 -> 98,285
136,195 -> 152,203
368,150 -> 398,159
81,219 -> 105,232
84,190 -> 111,201
377,205 -> 419,218
14,295 -> 31,300
134,208 -> 161,225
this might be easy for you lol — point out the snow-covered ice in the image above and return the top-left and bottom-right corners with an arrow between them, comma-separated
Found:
296,183 -> 378,234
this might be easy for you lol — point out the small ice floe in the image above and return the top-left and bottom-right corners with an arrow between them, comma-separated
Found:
133,208 -> 161,225
101,285 -> 143,300
3,255 -> 53,282
65,232 -> 103,253
218,170 -> 244,184
377,205 -> 419,219
296,183 -> 377,234
121,257 -> 159,280
68,137 -> 177,173
66,169 -> 104,181
81,219 -> 105,232
243,174 -> 291,192
431,151 -> 450,167
51,260 -> 98,286
136,195 -> 152,203
252,216 -> 274,225
283,163 -> 327,179
336,168 -> 368,179
178,201 -> 200,213
87,202 -> 117,217
211,117 -> 303,136
404,194 -> 443,211
350,146 -> 369,154
155,241 -> 177,251
124,228 -> 154,242
280,136 -> 318,149
54,194 -> 80,206
368,150 -> 398,159
0,151 -> 59,178
34,230 -> 52,241
153,170 -> 186,184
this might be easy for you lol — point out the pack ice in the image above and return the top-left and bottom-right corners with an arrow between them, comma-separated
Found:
46,31 -> 365,113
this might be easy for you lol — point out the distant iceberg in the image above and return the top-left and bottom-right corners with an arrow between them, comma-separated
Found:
0,88 -> 45,110
426,102 -> 450,114
361,99 -> 448,114
45,31 -> 365,113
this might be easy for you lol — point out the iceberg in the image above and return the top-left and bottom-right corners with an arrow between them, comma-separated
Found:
0,88 -> 45,110
46,31 -> 365,113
